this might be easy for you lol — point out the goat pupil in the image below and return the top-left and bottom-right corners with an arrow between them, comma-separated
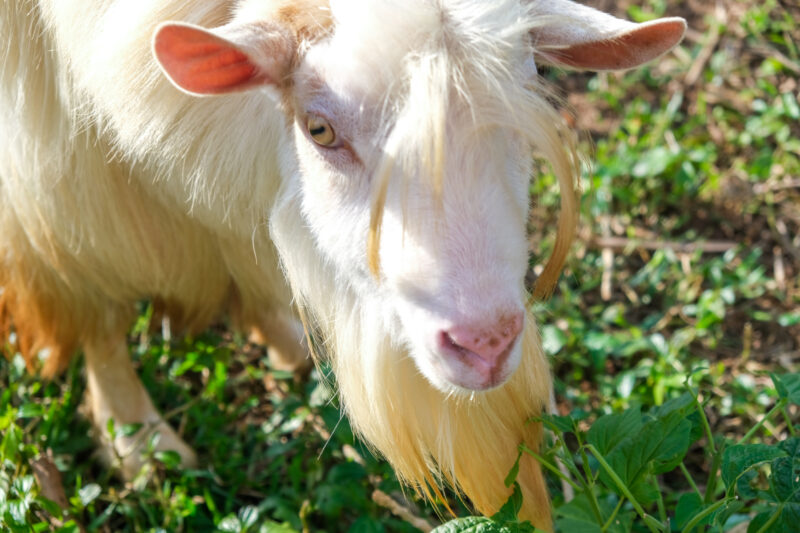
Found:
311,126 -> 326,136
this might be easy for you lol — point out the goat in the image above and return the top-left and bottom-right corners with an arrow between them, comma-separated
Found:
0,0 -> 685,528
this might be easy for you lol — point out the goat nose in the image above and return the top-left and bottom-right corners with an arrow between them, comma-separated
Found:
440,311 -> 524,368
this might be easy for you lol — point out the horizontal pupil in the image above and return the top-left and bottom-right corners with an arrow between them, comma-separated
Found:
310,126 -> 327,136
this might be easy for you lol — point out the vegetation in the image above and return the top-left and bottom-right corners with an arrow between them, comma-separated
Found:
1,0 -> 798,531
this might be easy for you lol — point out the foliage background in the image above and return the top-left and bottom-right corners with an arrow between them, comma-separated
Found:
1,0 -> 798,531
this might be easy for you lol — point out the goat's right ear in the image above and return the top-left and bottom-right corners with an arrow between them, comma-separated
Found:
529,0 -> 686,71
153,22 -> 295,96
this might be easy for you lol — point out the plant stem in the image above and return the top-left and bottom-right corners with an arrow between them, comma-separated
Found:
680,498 -> 730,533
754,505 -> 784,533
520,444 -> 581,491
652,475 -> 667,525
782,407 -> 797,437
586,444 -> 665,533
695,393 -> 717,455
602,498 -> 624,532
738,399 -> 787,445
579,444 -> 606,526
679,463 -> 702,498
703,441 -> 724,505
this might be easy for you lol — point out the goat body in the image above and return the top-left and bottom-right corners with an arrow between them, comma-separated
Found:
0,0 -> 685,527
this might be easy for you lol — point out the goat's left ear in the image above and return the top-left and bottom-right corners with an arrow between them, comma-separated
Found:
529,0 -> 686,71
153,21 -> 295,96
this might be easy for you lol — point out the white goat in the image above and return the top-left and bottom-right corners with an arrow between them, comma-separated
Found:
0,0 -> 685,527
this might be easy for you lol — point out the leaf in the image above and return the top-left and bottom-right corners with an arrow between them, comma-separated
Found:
674,493 -> 711,529
539,413 -> 576,434
16,404 -> 44,419
218,514 -> 242,532
747,511 -> 776,533
504,453 -> 521,488
632,147 -> 675,178
540,325 -> 567,355
238,505 -> 260,528
348,517 -> 385,533
154,450 -> 182,469
491,482 -> 524,522
553,494 -> 604,533
771,373 -> 800,405
768,438 -> 800,505
77,484 -> 101,507
721,444 -> 786,490
120,423 -> 144,438
598,410 -> 692,505
586,407 -> 642,457
432,517 -> 506,533
258,521 -> 300,533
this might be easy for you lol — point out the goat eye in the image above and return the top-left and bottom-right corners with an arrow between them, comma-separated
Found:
306,115 -> 336,147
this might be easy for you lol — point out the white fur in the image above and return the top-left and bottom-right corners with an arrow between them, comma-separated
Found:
1,0 -> 685,527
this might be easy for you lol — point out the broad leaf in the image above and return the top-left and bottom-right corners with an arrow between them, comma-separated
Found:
598,410 -> 692,504
586,407 -> 642,457
432,517 -> 510,533
771,373 -> 800,405
721,444 -> 786,490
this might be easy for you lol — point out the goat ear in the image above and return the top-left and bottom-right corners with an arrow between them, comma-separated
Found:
153,22 -> 295,96
529,0 -> 686,71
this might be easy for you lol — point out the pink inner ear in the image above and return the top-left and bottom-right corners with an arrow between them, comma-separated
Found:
154,24 -> 264,95
545,19 -> 686,71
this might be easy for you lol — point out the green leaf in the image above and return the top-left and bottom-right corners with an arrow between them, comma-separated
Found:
721,444 -> 786,490
747,511 -> 778,533
541,325 -> 567,355
258,521 -> 300,533
632,147 -> 675,177
674,493 -> 707,529
238,505 -> 259,528
491,482 -> 524,522
586,407 -> 642,456
504,453 -> 521,488
768,438 -> 800,506
553,494 -> 604,533
77,484 -> 102,507
771,373 -> 800,405
120,423 -> 144,437
539,413 -> 576,434
432,517 -> 506,533
218,514 -> 242,532
597,410 -> 692,504
348,517 -> 385,533
778,313 -> 800,327
154,450 -> 182,469
16,403 -> 44,419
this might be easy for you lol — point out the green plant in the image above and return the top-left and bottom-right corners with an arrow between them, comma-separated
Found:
436,373 -> 800,533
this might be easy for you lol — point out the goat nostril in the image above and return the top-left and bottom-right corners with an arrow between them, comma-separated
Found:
439,311 -> 524,366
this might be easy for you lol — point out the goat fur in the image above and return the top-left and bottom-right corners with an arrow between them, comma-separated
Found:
1,0 -> 685,527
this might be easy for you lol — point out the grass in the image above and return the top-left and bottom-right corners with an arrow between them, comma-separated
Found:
2,0 -> 799,531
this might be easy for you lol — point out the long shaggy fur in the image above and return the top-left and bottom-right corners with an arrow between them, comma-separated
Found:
1,0 -> 584,528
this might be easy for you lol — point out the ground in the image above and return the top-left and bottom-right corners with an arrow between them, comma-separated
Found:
1,0 -> 798,531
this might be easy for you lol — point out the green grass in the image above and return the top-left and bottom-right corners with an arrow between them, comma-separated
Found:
2,0 -> 799,531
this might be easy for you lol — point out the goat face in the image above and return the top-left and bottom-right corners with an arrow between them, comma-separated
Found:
291,20 -> 540,392
153,0 -> 686,394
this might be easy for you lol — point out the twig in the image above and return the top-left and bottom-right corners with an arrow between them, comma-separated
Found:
685,2 -> 725,85
372,490 -> 436,532
588,236 -> 736,254
309,414 -> 440,530
753,178 -> 800,194
769,216 -> 800,264
30,453 -> 88,533
750,43 -> 800,74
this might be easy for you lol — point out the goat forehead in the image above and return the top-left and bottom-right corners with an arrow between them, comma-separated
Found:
324,0 -> 533,79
